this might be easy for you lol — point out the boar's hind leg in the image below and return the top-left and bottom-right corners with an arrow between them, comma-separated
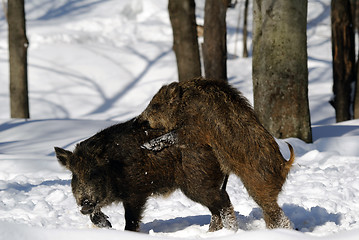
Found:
181,147 -> 238,232
123,198 -> 147,231
209,190 -> 238,232
184,186 -> 238,232
239,175 -> 292,229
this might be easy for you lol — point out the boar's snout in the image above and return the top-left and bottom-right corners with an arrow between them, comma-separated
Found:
80,199 -> 96,215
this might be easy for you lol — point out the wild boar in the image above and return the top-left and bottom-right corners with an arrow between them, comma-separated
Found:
55,119 -> 237,232
138,78 -> 295,229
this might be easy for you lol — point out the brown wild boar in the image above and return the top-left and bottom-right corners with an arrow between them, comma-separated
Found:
55,119 -> 238,232
138,78 -> 295,229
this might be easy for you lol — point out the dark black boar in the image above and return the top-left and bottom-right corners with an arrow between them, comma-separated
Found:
138,78 -> 295,229
55,119 -> 237,232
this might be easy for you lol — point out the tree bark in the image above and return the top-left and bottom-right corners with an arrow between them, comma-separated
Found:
243,0 -> 249,58
331,0 -> 355,122
355,65 -> 359,118
202,0 -> 229,81
352,0 -> 359,119
252,0 -> 312,142
168,0 -> 201,82
8,0 -> 29,118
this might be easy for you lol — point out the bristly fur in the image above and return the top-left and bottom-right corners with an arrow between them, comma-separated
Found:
138,78 -> 295,229
55,119 -> 237,232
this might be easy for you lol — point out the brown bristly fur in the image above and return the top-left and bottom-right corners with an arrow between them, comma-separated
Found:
138,78 -> 295,229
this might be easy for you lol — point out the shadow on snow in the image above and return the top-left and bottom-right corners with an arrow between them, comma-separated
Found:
140,204 -> 341,234
0,179 -> 70,192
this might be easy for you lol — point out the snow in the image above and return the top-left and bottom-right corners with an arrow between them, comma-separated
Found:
0,0 -> 358,239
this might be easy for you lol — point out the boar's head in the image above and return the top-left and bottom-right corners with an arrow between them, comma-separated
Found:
54,146 -> 110,215
138,82 -> 182,130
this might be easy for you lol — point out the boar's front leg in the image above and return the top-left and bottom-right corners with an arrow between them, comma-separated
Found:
123,198 -> 147,231
90,209 -> 112,228
141,131 -> 178,151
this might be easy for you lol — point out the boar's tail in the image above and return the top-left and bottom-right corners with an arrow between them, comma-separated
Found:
282,142 -> 295,178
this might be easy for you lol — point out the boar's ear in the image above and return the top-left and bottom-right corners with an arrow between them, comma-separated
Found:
166,82 -> 182,104
54,147 -> 73,169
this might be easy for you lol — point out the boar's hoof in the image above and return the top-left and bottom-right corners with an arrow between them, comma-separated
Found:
141,131 -> 178,151
90,211 -> 112,228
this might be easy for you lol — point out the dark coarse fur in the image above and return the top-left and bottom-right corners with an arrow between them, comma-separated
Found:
55,119 -> 237,232
138,78 -> 295,229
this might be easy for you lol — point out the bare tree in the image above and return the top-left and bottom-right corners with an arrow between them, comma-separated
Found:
202,0 -> 229,81
243,0 -> 249,58
8,0 -> 29,118
168,0 -> 201,82
331,0 -> 355,122
350,0 -> 359,119
252,0 -> 312,142
1,0 -> 7,21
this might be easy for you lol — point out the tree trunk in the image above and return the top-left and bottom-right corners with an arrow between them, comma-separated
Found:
355,64 -> 359,118
2,0 -> 7,21
252,0 -> 312,142
168,0 -> 201,82
8,0 -> 29,118
352,0 -> 359,119
243,0 -> 249,58
331,0 -> 355,122
202,0 -> 229,81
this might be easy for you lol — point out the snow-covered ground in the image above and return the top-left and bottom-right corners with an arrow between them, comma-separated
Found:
0,0 -> 358,239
